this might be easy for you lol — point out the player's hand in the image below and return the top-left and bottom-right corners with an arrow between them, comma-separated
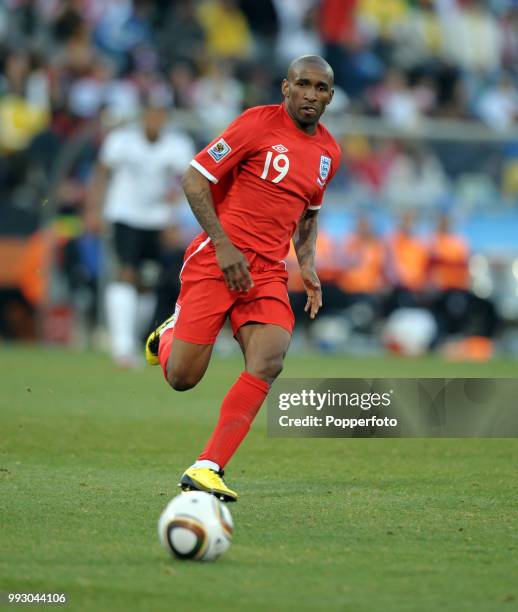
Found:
301,267 -> 322,319
215,238 -> 254,292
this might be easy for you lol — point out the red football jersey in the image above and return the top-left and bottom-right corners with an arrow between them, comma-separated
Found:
191,103 -> 342,263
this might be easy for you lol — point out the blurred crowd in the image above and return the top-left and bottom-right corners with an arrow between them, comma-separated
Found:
288,212 -> 498,357
2,0 -> 518,230
1,0 -> 518,134
1,0 -> 517,356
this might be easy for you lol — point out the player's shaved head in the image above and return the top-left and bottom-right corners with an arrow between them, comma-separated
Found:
287,55 -> 334,86
282,55 -> 334,134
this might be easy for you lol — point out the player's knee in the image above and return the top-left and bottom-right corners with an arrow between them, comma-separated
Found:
167,373 -> 198,392
247,355 -> 284,383
166,365 -> 200,392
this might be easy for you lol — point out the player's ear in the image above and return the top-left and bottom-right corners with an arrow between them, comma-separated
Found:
326,88 -> 334,106
281,78 -> 289,98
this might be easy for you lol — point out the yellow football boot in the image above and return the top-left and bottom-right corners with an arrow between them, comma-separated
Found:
145,313 -> 175,365
146,313 -> 176,365
179,467 -> 238,502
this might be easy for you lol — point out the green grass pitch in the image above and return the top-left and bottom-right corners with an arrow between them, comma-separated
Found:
1,346 -> 517,611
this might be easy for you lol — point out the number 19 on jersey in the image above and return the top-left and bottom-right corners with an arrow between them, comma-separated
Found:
260,152 -> 290,184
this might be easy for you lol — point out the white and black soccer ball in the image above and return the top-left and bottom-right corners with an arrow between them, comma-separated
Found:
158,491 -> 233,561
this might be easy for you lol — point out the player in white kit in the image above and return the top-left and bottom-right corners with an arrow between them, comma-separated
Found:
86,90 -> 195,367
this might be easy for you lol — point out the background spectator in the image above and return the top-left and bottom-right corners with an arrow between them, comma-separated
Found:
384,211 -> 429,311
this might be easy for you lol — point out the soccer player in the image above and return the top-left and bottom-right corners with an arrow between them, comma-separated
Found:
146,55 -> 341,501
86,90 -> 195,367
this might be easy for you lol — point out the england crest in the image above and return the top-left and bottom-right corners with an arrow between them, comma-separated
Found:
319,155 -> 331,182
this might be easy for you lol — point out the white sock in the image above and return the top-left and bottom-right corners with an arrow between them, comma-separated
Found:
191,460 -> 220,472
137,292 -> 157,338
105,282 -> 138,361
160,304 -> 180,336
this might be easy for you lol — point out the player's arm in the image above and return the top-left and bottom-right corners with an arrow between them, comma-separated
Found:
181,166 -> 253,292
84,161 -> 111,234
294,209 -> 322,319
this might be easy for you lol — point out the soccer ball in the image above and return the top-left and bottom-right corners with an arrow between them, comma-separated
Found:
158,491 -> 233,561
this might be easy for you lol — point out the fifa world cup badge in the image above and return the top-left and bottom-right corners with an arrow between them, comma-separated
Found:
208,138 -> 232,162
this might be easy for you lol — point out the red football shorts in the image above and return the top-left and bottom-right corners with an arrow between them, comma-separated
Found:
172,236 -> 295,345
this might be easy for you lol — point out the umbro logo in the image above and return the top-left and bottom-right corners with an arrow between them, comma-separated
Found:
272,144 -> 288,153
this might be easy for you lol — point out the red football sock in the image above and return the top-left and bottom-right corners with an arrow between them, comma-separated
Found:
198,371 -> 270,468
158,328 -> 174,379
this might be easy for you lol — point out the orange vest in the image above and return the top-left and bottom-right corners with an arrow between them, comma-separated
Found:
287,232 -> 337,291
336,235 -> 385,293
386,232 -> 428,292
428,232 -> 469,291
